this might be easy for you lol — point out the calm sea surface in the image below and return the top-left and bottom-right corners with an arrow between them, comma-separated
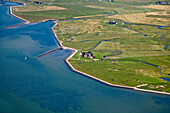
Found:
0,1 -> 170,113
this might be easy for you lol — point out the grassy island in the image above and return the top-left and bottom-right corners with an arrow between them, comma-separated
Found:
11,0 -> 170,93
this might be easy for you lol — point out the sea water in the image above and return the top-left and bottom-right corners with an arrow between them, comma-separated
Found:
0,2 -> 170,113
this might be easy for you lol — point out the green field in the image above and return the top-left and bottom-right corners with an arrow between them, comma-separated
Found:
11,0 -> 170,92
69,55 -> 170,92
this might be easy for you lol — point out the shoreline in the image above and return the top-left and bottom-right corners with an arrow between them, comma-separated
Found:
9,3 -> 30,23
8,2 -> 170,96
63,49 -> 170,96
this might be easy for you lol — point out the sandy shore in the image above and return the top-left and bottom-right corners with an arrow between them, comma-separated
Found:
52,27 -> 170,96
9,3 -> 30,23
9,2 -> 170,96
63,48 -> 170,95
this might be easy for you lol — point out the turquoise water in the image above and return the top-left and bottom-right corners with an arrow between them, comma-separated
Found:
0,2 -> 170,113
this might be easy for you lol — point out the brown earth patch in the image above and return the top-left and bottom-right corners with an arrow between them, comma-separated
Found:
110,12 -> 170,26
14,5 -> 66,12
139,5 -> 170,10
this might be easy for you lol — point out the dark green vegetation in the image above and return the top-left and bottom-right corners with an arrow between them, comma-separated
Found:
13,0 -> 162,22
146,15 -> 170,18
14,5 -> 113,21
12,0 -> 170,92
69,55 -> 170,92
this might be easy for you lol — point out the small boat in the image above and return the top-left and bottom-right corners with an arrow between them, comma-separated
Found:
25,57 -> 27,60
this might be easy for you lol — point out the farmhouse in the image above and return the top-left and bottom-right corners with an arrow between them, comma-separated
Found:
108,0 -> 114,2
156,1 -> 169,4
84,52 -> 93,59
34,1 -> 44,4
108,20 -> 117,24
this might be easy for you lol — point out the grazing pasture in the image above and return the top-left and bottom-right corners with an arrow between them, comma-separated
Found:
11,0 -> 170,92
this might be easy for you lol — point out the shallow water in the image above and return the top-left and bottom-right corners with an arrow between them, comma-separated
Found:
0,2 -> 170,113
161,78 -> 170,82
0,3 -> 23,28
2,1 -> 24,6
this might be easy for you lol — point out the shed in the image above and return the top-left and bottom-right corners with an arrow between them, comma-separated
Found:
84,52 -> 93,59
34,1 -> 44,4
79,52 -> 83,56
156,1 -> 168,4
108,0 -> 114,2
108,20 -> 117,24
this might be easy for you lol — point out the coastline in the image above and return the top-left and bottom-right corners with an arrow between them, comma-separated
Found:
9,3 -> 30,23
8,3 -> 170,96
63,49 -> 170,96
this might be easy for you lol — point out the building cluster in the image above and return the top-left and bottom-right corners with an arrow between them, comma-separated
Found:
108,0 -> 114,2
34,1 -> 44,4
80,52 -> 94,59
108,20 -> 117,24
84,52 -> 93,59
156,1 -> 169,4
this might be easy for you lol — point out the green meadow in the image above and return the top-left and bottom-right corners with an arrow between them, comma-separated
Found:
69,56 -> 170,92
12,0 -> 170,92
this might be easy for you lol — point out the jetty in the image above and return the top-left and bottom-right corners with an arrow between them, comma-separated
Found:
37,47 -> 62,58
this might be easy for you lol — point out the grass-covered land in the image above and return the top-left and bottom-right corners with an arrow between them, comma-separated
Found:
69,55 -> 170,92
11,0 -> 170,92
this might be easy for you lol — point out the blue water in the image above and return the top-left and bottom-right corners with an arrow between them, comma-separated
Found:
81,40 -> 90,42
102,12 -> 112,14
116,51 -> 123,56
21,0 -> 30,1
137,61 -> 159,67
123,22 -> 170,29
161,78 -> 170,82
69,36 -> 73,41
161,36 -> 164,39
158,26 -> 164,29
97,32 -> 99,36
113,10 -> 118,15
70,18 -> 83,20
124,22 -> 131,25
0,3 -> 24,28
123,26 -> 143,34
155,50 -> 162,51
2,1 -> 24,6
165,45 -> 168,50
161,36 -> 170,41
123,26 -> 130,29
0,1 -> 170,113
0,20 -> 59,57
103,40 -> 110,41
91,41 -> 101,50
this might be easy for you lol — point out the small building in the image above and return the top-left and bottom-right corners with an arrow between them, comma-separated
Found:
156,1 -> 168,4
108,0 -> 114,2
79,52 -> 83,56
84,52 -> 93,59
34,1 -> 44,4
108,20 -> 117,24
